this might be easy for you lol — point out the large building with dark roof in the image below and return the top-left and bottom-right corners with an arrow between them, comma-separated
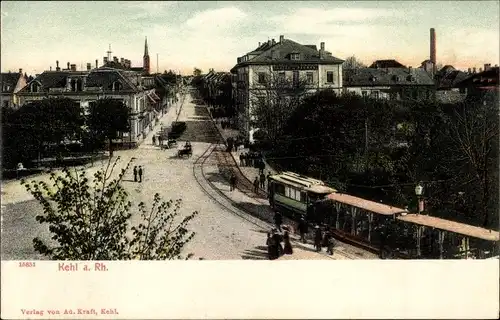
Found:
17,67 -> 162,146
230,35 -> 344,140
1,69 -> 28,109
342,66 -> 435,101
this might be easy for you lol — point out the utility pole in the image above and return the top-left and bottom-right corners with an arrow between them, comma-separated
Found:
156,53 -> 159,74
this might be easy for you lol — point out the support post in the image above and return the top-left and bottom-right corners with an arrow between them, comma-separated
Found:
351,208 -> 356,235
465,237 -> 470,259
416,226 -> 422,258
368,213 -> 373,242
438,230 -> 445,259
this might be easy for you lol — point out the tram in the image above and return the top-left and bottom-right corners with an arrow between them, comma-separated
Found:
267,171 -> 500,259
267,172 -> 337,220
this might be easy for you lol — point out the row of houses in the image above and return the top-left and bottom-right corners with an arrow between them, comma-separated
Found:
1,40 -> 184,147
221,35 -> 499,141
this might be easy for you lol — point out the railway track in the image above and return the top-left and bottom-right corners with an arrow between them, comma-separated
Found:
188,109 -> 368,260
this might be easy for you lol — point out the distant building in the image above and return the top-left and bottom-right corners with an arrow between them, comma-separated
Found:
0,69 -> 28,109
369,59 -> 406,69
455,66 -> 499,97
343,66 -> 435,101
100,38 -> 150,75
17,67 -> 161,147
434,65 -> 469,103
230,35 -> 344,140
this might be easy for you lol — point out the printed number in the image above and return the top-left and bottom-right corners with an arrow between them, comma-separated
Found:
19,262 -> 36,267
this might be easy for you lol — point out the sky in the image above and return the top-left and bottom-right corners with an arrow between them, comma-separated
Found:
1,1 -> 499,76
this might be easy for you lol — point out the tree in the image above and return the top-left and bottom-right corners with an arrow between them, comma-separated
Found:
21,157 -> 199,260
193,67 -> 202,77
343,55 -> 367,69
250,66 -> 310,144
86,98 -> 131,157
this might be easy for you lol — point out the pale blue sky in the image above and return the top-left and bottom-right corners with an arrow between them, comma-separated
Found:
1,1 -> 499,75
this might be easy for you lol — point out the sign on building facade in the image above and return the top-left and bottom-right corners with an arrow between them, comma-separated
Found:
273,64 -> 319,71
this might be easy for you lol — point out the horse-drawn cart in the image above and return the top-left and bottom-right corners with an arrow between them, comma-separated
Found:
177,142 -> 192,158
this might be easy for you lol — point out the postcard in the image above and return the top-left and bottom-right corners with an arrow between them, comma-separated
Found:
1,1 -> 499,319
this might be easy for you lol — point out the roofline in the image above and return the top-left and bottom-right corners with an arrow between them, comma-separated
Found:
232,59 -> 344,69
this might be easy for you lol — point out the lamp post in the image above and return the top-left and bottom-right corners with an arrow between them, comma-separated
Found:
415,182 -> 424,215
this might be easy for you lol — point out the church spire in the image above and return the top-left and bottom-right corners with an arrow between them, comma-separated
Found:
143,36 -> 150,75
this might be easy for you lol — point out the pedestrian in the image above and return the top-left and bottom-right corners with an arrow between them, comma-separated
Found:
259,172 -> 266,189
138,166 -> 143,183
266,232 -> 276,260
229,173 -> 237,191
152,135 -> 156,146
283,230 -> 293,255
133,166 -> 138,182
253,177 -> 259,193
297,217 -> 309,243
272,228 -> 284,257
274,211 -> 283,232
327,231 -> 335,255
314,225 -> 322,252
239,153 -> 243,166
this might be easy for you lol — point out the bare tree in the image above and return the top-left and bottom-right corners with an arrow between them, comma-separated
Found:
249,66 -> 311,143
447,93 -> 499,226
343,56 -> 366,69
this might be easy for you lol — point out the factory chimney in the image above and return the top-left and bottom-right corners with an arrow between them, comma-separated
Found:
56,60 -> 60,71
430,28 -> 436,71
95,59 -> 98,69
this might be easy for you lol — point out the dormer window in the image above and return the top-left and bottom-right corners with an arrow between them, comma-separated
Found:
112,81 -> 122,91
290,53 -> 300,61
370,75 -> 377,82
30,82 -> 40,93
407,75 -> 415,82
393,75 -> 400,82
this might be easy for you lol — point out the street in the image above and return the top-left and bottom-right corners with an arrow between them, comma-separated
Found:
1,92 -> 272,260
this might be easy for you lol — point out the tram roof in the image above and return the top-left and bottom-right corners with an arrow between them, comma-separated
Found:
327,193 -> 406,216
398,214 -> 500,242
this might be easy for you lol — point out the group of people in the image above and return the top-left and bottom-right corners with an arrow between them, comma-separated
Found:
133,166 -> 144,183
313,225 -> 336,255
239,152 -> 265,170
152,135 -> 166,146
253,172 -> 270,193
266,228 -> 293,260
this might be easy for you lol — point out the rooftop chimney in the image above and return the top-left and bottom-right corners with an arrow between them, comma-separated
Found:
70,64 -> 76,72
87,63 -> 91,71
50,66 -> 52,71
479,68 -> 482,72
473,67 -> 477,73
258,42 -> 261,47
120,57 -> 124,64
96,59 -> 98,69
67,62 -> 70,70
280,35 -> 284,43
267,39 -> 271,46
408,66 -> 413,73
271,39 -> 276,45
56,60 -> 60,71
319,42 -> 325,59
468,68 -> 472,73
430,28 -> 436,66
484,63 -> 491,71
320,42 -> 325,51
19,68 -> 23,74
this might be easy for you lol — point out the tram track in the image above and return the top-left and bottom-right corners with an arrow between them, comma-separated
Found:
187,107 -> 366,260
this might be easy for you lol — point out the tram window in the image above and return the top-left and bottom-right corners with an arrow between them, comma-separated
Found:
275,184 -> 285,195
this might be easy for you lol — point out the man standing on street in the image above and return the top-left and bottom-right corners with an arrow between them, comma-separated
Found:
152,135 -> 156,146
274,211 -> 283,232
297,217 -> 308,243
259,172 -> 266,190
133,166 -> 138,182
138,166 -> 143,183
253,177 -> 259,193
229,173 -> 237,191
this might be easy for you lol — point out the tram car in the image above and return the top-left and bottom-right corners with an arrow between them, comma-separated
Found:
267,172 -> 337,221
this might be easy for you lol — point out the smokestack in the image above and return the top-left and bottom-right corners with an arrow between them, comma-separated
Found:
96,59 -> 98,69
280,35 -> 284,43
430,28 -> 436,65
